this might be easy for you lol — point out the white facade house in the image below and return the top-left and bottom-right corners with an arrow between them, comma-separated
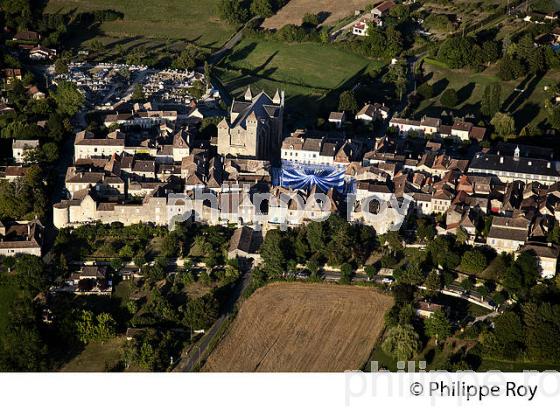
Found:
12,139 -> 39,163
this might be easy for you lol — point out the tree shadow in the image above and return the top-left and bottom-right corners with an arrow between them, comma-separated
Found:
317,11 -> 332,24
515,102 -> 540,130
432,78 -> 449,98
457,82 -> 475,104
226,42 -> 258,64
503,72 -> 544,113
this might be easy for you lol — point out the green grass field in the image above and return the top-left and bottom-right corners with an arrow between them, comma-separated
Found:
215,38 -> 385,126
415,59 -> 560,133
45,0 -> 235,50
60,337 -> 126,371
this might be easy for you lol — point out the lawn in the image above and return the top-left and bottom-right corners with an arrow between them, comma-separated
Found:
215,38 -> 385,126
45,0 -> 236,50
60,336 -> 127,371
415,59 -> 560,134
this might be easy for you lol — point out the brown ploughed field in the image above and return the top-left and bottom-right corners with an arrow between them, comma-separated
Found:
203,282 -> 392,372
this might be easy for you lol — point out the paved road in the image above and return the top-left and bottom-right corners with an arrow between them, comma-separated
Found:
173,261 -> 253,372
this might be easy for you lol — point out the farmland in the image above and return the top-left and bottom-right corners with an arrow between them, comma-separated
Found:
262,0 -> 374,29
215,38 -> 385,125
45,0 -> 235,50
203,282 -> 392,372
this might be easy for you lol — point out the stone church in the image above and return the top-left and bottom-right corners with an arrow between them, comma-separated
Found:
217,87 -> 284,161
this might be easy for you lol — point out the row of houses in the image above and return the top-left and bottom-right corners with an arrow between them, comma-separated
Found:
389,115 -> 487,142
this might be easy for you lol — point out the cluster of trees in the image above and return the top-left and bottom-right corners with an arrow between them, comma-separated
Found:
437,36 -> 501,70
54,222 -> 171,263
54,222 -> 233,276
423,14 -> 454,33
68,310 -> 117,345
0,165 -> 47,220
497,34 -> 551,81
382,282 -> 452,362
482,299 -> 560,362
259,215 -> 378,277
123,328 -> 185,371
363,26 -> 404,60
172,44 -> 209,71
0,75 -> 80,143
380,224 -> 541,305
218,0 -> 289,25
0,255 -> 49,371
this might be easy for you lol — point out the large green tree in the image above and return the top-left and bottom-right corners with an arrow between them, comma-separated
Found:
481,83 -> 502,118
424,310 -> 451,345
51,81 -> 84,117
382,324 -> 420,361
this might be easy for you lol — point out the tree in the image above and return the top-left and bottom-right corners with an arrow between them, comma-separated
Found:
437,37 -> 474,69
424,310 -> 451,344
172,44 -> 207,71
260,230 -> 287,276
51,81 -> 84,117
54,58 -> 68,75
338,90 -> 358,113
546,100 -> 560,131
382,324 -> 420,361
481,83 -> 502,118
131,83 -> 144,102
497,55 -> 526,81
460,276 -> 475,293
395,262 -> 424,286
417,82 -> 433,99
306,221 -> 325,255
251,0 -> 274,18
182,294 -> 219,330
491,112 -> 515,139
489,311 -> 525,359
424,270 -> 442,295
0,165 -> 47,220
527,47 -> 546,75
516,34 -> 535,62
0,295 -> 48,371
218,0 -> 251,25
423,14 -> 453,33
427,236 -> 460,270
480,40 -> 501,64
203,61 -> 212,84
460,250 -> 488,274
385,27 -> 403,58
440,88 -> 458,107
340,263 -> 353,284
75,310 -> 116,344
302,12 -> 319,27
455,226 -> 469,245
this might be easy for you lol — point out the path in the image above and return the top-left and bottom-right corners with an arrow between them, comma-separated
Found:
208,16 -> 261,65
